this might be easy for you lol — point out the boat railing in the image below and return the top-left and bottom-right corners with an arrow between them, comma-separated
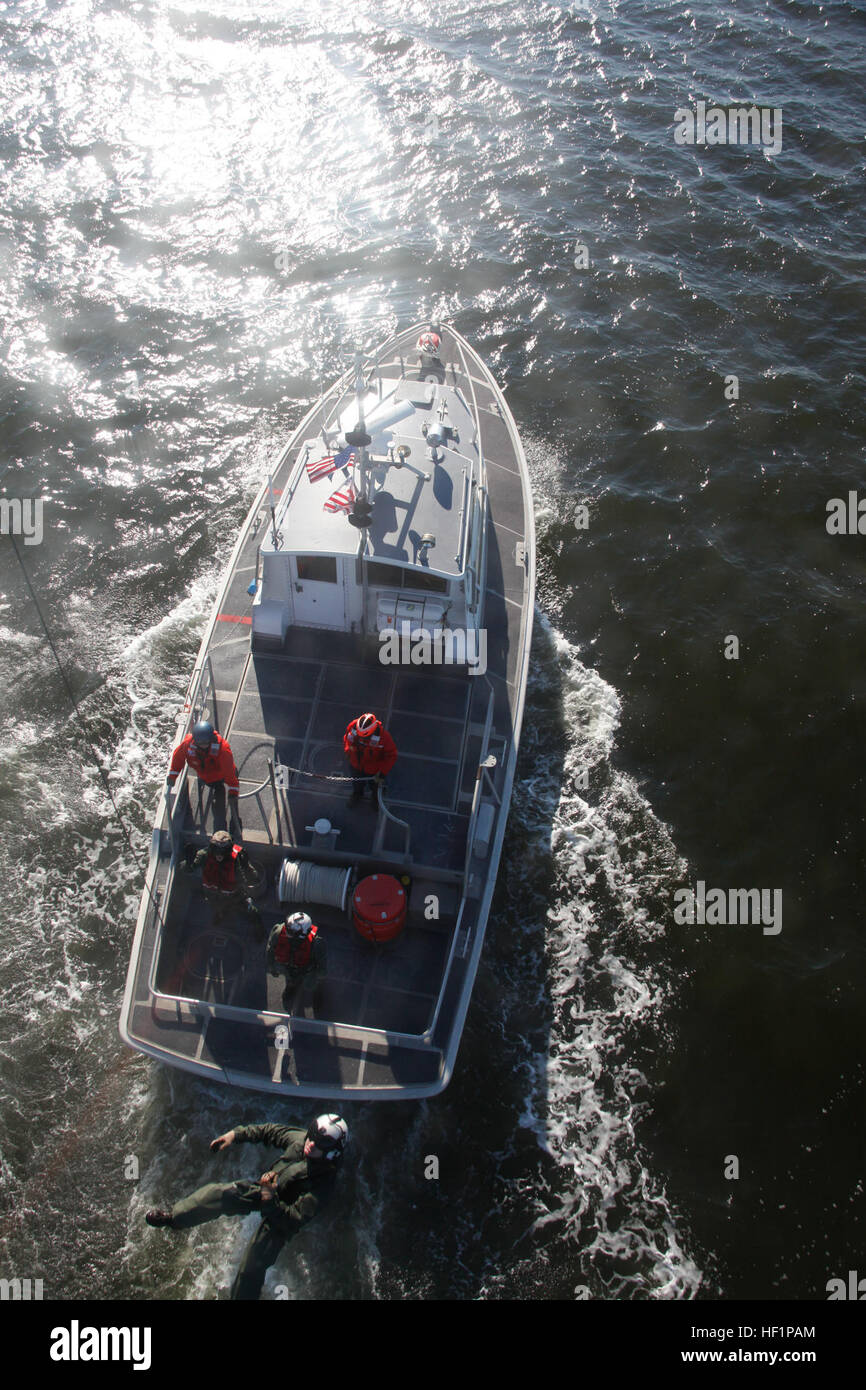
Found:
462,680 -> 501,886
147,987 -> 435,1051
166,647 -> 240,857
318,355 -> 359,437
454,334 -> 482,456
182,653 -> 219,733
425,898 -> 470,1038
455,468 -> 470,568
465,486 -> 487,617
155,743 -> 273,907
375,782 -> 412,859
274,441 -> 311,522
162,785 -> 178,860
429,687 -> 508,1031
452,335 -> 485,573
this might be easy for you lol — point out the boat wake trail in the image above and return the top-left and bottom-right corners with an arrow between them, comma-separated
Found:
484,615 -> 702,1299
349,617 -> 703,1303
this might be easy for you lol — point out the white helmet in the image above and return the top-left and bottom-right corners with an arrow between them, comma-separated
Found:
286,912 -> 313,937
307,1114 -> 348,1160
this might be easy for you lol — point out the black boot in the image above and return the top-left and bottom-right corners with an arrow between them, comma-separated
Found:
146,1209 -> 174,1228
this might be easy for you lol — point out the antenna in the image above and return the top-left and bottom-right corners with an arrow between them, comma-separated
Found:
267,474 -> 281,549
345,347 -> 373,531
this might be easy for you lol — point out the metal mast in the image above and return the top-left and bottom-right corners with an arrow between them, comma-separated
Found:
345,345 -> 374,633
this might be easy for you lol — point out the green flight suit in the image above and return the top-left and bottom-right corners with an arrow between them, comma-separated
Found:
267,923 -> 327,1011
267,924 -> 327,981
169,1123 -> 339,1300
182,846 -> 263,926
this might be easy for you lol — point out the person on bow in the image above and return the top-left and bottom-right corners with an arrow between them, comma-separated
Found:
267,912 -> 327,1011
166,720 -> 241,831
145,1115 -> 348,1300
181,829 -> 264,938
343,711 -> 398,805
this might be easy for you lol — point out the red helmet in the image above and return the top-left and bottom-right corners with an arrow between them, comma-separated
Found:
355,713 -> 380,739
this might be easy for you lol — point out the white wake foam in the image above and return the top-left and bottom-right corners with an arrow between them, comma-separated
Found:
500,614 -> 701,1299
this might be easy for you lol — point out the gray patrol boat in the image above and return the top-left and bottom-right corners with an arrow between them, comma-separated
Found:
120,321 -> 535,1099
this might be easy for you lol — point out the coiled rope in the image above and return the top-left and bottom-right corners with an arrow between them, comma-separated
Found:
279,860 -> 352,911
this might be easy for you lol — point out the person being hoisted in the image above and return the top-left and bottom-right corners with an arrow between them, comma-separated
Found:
343,711 -> 398,806
145,1114 -> 348,1301
166,720 -> 241,833
267,912 -> 327,1013
181,830 -> 264,939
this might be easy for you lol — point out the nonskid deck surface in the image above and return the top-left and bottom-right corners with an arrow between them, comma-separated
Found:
156,865 -> 458,1037
154,631 -> 480,1046
141,638 -> 496,1089
193,627 -> 486,868
132,843 -> 456,1090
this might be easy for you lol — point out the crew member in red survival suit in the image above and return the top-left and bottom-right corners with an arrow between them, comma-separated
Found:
343,712 -> 398,805
166,720 -> 241,831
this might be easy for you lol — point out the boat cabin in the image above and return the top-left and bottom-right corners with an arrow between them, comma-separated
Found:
251,371 -> 487,653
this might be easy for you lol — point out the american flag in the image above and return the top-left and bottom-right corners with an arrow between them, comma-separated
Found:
306,444 -> 356,483
307,454 -> 336,482
323,480 -> 357,514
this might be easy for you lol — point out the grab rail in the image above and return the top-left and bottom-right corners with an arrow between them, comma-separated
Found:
376,783 -> 411,859
182,653 -> 218,731
454,335 -> 483,459
462,682 -> 499,885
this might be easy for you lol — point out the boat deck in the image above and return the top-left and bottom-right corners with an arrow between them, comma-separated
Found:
196,627 -> 486,871
156,867 -> 458,1035
130,635 -> 492,1089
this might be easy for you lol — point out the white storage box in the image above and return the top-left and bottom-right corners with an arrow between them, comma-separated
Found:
377,595 -> 448,633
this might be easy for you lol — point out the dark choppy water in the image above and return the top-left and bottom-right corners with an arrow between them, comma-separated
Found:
1,0 -> 864,1302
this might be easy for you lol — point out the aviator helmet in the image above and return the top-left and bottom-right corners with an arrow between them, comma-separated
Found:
306,1114 -> 348,1161
285,911 -> 313,938
192,720 -> 215,748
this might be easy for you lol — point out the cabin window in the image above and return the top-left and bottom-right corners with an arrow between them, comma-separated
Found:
409,571 -> 448,594
296,555 -> 337,583
365,561 -> 398,586
364,560 -> 447,594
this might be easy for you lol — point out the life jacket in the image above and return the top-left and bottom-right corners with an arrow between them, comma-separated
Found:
343,719 -> 398,775
202,844 -> 242,894
274,923 -> 318,971
189,741 -> 215,771
168,732 -> 239,793
187,738 -> 224,779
